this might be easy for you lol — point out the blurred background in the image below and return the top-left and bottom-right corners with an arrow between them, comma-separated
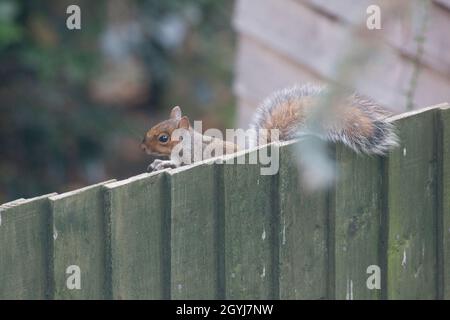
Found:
0,0 -> 236,203
1,0 -> 450,202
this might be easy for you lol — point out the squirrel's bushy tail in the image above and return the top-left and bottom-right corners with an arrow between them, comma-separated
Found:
249,84 -> 399,155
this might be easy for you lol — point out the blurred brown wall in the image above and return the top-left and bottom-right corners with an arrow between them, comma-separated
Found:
233,0 -> 450,127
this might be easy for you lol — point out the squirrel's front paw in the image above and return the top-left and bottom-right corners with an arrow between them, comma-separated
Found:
147,159 -> 178,172
147,159 -> 162,172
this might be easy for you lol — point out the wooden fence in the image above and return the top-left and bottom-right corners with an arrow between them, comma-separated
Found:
1,104 -> 449,300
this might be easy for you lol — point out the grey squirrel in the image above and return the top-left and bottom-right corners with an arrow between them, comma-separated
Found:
141,84 -> 398,171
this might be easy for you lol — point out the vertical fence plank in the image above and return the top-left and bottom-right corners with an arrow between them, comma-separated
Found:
169,162 -> 222,299
439,105 -> 450,299
49,180 -> 114,299
223,145 -> 279,299
278,140 -> 328,299
387,108 -> 439,299
105,172 -> 170,300
334,146 -> 383,300
0,194 -> 55,299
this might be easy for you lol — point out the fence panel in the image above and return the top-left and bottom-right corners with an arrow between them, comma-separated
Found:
0,194 -> 55,299
439,105 -> 450,299
333,145 -> 384,300
223,146 -> 279,299
105,172 -> 170,299
49,180 -> 114,299
169,161 -> 223,299
278,140 -> 329,299
386,107 -> 439,299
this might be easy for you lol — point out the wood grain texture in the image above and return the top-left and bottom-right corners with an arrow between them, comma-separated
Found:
105,172 -> 170,300
234,0 -> 450,111
223,145 -> 279,299
302,0 -> 450,76
278,140 -> 328,299
2,103 -> 449,300
334,145 -> 383,300
234,35 -> 323,106
234,0 -> 347,88
169,162 -> 223,299
49,180 -> 114,300
386,107 -> 439,299
234,36 -> 324,127
0,194 -> 55,299
438,105 -> 450,299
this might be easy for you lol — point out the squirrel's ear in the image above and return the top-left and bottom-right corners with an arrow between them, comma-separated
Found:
170,106 -> 182,120
178,116 -> 190,129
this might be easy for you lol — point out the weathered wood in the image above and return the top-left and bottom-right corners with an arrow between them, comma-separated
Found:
334,145 -> 383,300
105,172 -> 170,299
234,36 -> 324,127
234,35 -> 323,109
1,103 -> 449,300
49,180 -> 114,300
169,161 -> 223,299
234,0 -> 450,111
234,0 -> 347,92
386,107 -> 439,299
0,198 -> 25,209
0,194 -> 55,299
438,105 -> 450,299
223,145 -> 279,299
278,140 -> 328,299
302,0 -> 450,78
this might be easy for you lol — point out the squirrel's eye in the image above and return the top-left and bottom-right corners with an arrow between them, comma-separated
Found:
158,134 -> 169,143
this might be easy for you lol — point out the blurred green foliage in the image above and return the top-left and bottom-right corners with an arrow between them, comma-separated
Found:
0,0 -> 235,202
0,1 -> 23,50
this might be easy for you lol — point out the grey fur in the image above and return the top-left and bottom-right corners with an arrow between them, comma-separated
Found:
249,84 -> 399,155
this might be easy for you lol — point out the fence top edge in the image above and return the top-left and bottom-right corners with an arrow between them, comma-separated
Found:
0,198 -> 26,211
3,103 -> 448,207
276,135 -> 323,147
277,139 -> 300,148
49,179 -> 116,201
389,103 -> 449,122
104,171 -> 167,189
0,193 -> 57,212
0,197 -> 25,205
439,103 -> 450,110
168,142 -> 281,175
223,142 -> 276,159
168,156 -> 222,175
